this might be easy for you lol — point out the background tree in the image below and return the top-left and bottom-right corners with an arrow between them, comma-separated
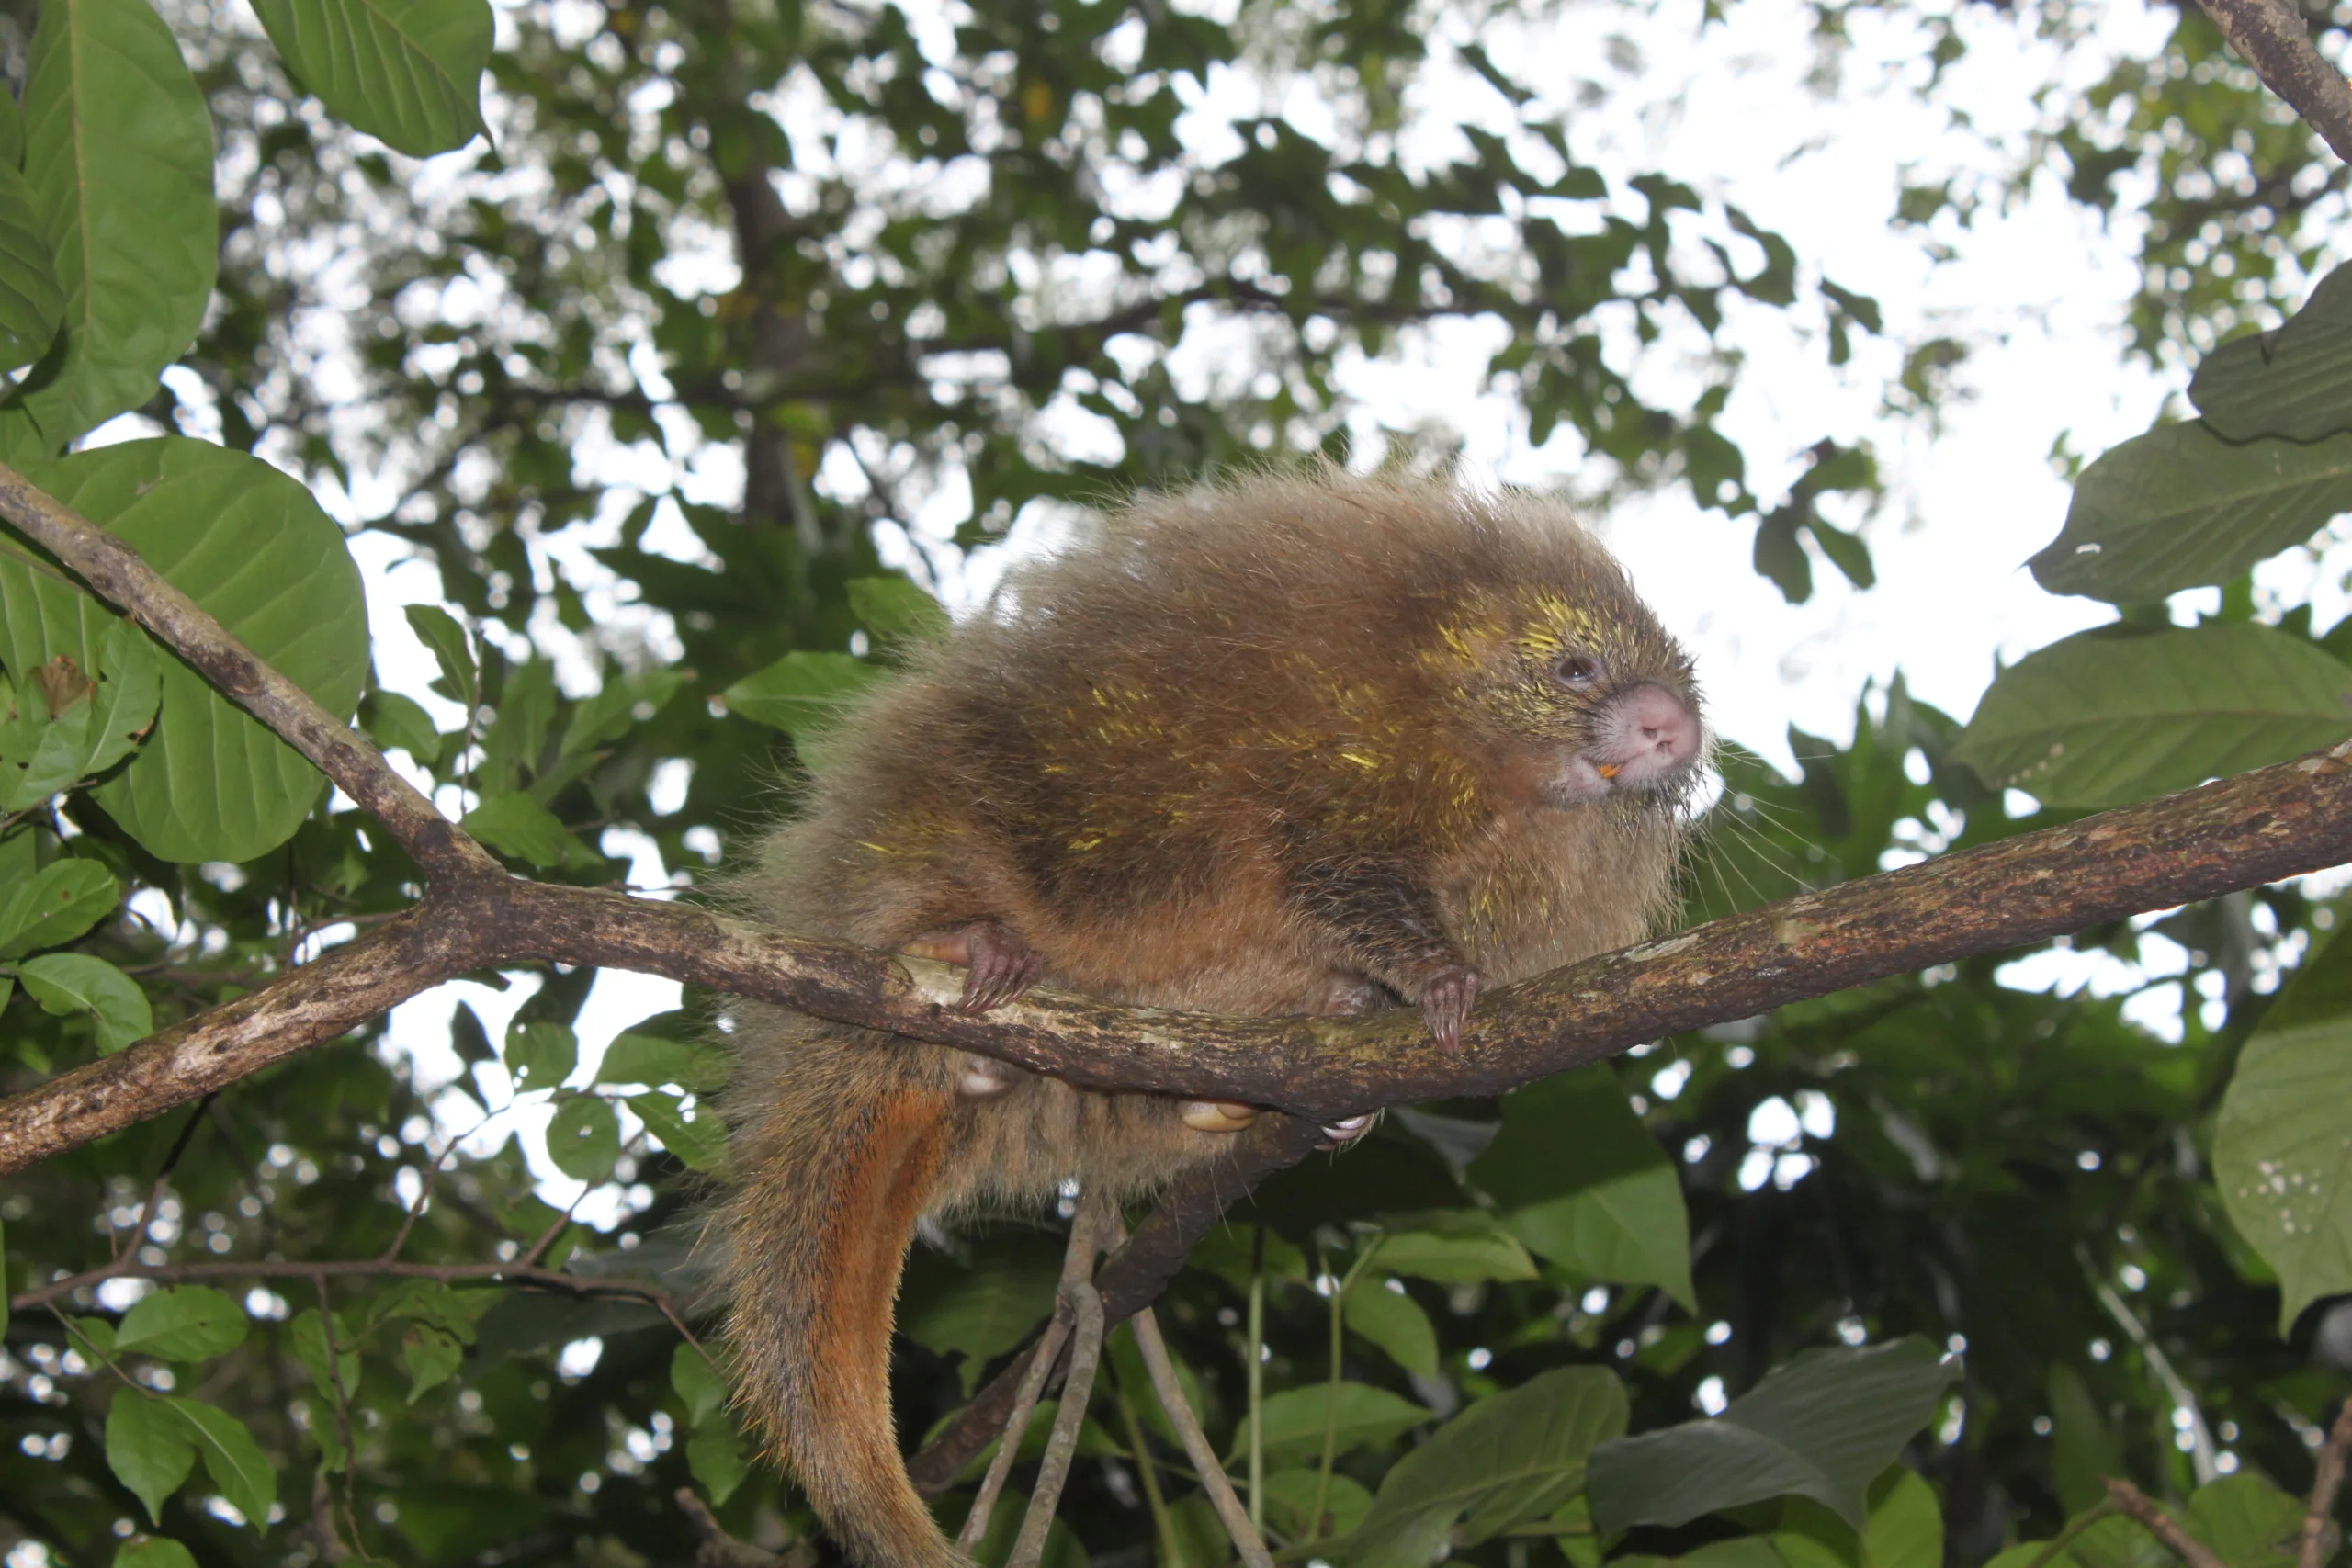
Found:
10,1 -> 2352,1566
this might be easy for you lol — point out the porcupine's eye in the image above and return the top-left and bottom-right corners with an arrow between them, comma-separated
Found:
1553,653 -> 1602,689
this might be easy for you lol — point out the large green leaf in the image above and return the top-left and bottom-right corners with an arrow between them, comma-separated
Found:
3,439 -> 369,862
16,0 -> 216,447
115,1286 -> 249,1361
1226,1382 -> 1434,1467
1588,1338 -> 1959,1531
2029,423 -> 2352,604
166,1397 -> 277,1527
1348,1368 -> 1626,1568
249,0 -> 492,157
1343,1280 -> 1439,1377
1475,1066 -> 1694,1308
114,1540 -> 199,1568
0,161 -> 62,375
722,649 -> 887,734
1950,624 -> 2352,809
2214,1015 -> 2352,1331
106,1388 -> 195,1523
2191,265 -> 2352,443
899,1235 -> 1062,1392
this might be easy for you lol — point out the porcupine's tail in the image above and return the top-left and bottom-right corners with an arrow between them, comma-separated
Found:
714,1011 -> 972,1568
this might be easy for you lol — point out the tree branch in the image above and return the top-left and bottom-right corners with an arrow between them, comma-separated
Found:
2194,0 -> 2352,165
9,733 -> 2352,1172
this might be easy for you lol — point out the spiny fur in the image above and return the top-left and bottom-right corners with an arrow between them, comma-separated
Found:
711,466 -> 1703,1568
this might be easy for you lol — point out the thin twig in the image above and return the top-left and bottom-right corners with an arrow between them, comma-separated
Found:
957,1314 -> 1075,1548
2301,1401 -> 2352,1568
1134,1302 -> 1274,1568
316,1275 -> 367,1555
1008,1196 -> 1112,1568
2105,1478 -> 2228,1568
9,1249 -> 687,1315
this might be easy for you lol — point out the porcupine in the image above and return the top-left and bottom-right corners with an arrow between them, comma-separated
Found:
712,467 -> 1705,1566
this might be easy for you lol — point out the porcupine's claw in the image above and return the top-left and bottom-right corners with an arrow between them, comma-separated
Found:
1418,964 -> 1480,1050
906,919 -> 1046,1013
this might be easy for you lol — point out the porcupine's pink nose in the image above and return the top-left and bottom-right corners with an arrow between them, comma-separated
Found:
1604,684 -> 1701,788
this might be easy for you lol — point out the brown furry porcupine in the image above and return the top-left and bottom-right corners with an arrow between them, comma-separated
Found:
713,468 -> 1704,1567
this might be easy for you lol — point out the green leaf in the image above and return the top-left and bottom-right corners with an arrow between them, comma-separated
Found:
1350,1368 -> 1627,1568
17,0 -> 216,447
2,441 -> 368,861
1375,1224 -> 1538,1286
0,855 -> 119,958
1951,625 -> 2352,809
899,1238 -> 1061,1392
248,0 -> 492,157
2190,265 -> 2352,442
848,574 -> 951,644
363,689 -> 442,765
503,1021 -> 577,1090
18,952 -> 151,1052
722,649 -> 885,734
686,1423 -> 749,1506
557,667 -> 682,761
404,604 -> 479,714
672,1341 -> 728,1428
1474,1066 -> 1671,1204
546,1095 -> 622,1180
0,160 -> 63,375
2047,1364 -> 2119,1517
1506,1169 -> 1696,1310
372,1279 -> 484,1344
1588,1338 -> 1960,1531
2184,1474 -> 2303,1568
401,1321 -> 464,1402
107,1388 -> 197,1523
598,1029 -> 728,1091
1344,1280 -> 1439,1378
115,1286 -> 248,1361
1475,1066 -> 1694,1307
0,683 -> 93,807
114,1540 -> 200,1568
628,1089 -> 729,1174
290,1308 -> 360,1400
1262,1466 -> 1374,1544
2030,423 -> 2352,604
1224,1382 -> 1432,1467
2214,1015 -> 2352,1330
463,791 -> 578,866
1806,518 -> 1875,591
166,1397 -> 277,1527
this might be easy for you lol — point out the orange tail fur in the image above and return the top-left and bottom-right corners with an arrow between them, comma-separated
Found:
716,1016 -> 970,1568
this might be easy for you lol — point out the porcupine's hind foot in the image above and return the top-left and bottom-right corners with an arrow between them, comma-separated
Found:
904,919 -> 1046,1014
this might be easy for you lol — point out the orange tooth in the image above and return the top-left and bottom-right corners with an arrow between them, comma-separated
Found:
1595,762 -> 1622,780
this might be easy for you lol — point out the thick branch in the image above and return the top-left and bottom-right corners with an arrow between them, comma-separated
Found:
2195,0 -> 2352,165
10,740 -> 2352,1175
0,460 -> 498,881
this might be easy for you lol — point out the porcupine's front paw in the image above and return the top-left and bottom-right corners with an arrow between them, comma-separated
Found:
903,919 -> 1046,1013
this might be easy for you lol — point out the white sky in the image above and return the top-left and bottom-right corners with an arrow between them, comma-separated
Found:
123,0 -> 2336,1208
